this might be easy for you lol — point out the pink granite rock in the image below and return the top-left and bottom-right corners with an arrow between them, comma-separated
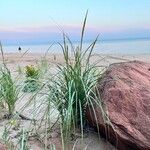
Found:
86,61 -> 150,150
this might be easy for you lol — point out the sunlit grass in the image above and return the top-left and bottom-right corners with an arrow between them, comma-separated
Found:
47,11 -> 107,149
0,43 -> 19,117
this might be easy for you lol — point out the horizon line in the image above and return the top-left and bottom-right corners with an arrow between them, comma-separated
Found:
2,37 -> 150,46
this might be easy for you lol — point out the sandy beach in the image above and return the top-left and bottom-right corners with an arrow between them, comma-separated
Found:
1,52 -> 150,69
0,52 -> 150,149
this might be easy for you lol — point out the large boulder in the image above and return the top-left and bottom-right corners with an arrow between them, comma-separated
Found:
86,61 -> 150,150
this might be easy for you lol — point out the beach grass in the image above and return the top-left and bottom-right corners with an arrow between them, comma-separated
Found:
47,11 -> 107,149
0,43 -> 19,117
0,12 -> 110,150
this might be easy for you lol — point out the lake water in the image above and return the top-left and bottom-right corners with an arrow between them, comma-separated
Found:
2,39 -> 150,54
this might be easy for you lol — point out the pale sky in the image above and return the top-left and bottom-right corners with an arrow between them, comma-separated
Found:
0,0 -> 150,45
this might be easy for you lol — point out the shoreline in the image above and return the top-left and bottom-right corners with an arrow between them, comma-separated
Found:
1,52 -> 150,64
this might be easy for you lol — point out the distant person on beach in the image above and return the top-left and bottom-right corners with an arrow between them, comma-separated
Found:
18,47 -> 21,52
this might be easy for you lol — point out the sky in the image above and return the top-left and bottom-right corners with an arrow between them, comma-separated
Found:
0,0 -> 150,45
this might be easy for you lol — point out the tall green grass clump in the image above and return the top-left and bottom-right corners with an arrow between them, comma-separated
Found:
0,43 -> 19,117
48,11 -> 106,148
0,68 -> 19,116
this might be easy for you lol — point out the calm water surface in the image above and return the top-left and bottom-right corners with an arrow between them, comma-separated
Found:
2,39 -> 150,54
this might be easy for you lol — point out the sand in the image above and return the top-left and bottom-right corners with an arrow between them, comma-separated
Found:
2,52 -> 150,70
0,52 -> 150,150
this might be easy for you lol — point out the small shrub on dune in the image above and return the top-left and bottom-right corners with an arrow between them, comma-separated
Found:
23,65 -> 39,93
25,65 -> 39,79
